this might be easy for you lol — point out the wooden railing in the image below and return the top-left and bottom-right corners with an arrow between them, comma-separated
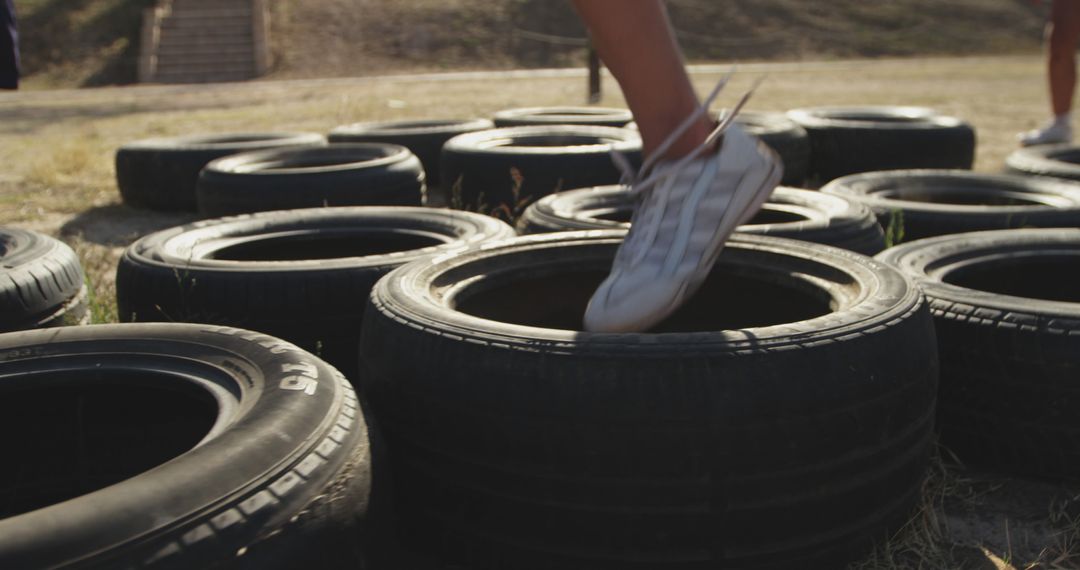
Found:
137,0 -> 173,82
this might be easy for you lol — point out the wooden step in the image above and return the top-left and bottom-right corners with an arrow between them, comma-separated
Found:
158,28 -> 253,37
154,77 -> 254,85
160,20 -> 252,32
171,0 -> 250,7
156,54 -> 255,67
166,7 -> 253,19
157,34 -> 253,46
142,0 -> 266,85
165,13 -> 253,24
153,67 -> 255,82
156,44 -> 255,58
153,72 -> 257,82
157,31 -> 254,45
154,62 -> 255,73
168,0 -> 251,10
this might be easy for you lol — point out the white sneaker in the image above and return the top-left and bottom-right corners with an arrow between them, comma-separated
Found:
1018,120 -> 1072,146
584,78 -> 782,333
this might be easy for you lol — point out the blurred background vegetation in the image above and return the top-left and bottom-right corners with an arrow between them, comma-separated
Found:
15,0 -> 1049,89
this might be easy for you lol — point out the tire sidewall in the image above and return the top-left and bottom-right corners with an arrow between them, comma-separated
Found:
0,323 -> 368,569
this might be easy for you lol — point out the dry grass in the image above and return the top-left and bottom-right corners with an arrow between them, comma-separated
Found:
16,0 -> 1043,88
2,55 -> 1080,567
265,0 -> 1043,81
852,446 -> 1080,570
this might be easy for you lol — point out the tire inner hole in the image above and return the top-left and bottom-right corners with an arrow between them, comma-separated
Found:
535,111 -> 611,117
455,263 -> 832,332
0,371 -> 217,519
211,230 -> 446,261
594,205 -> 809,226
1046,149 -> 1080,165
257,153 -> 388,170
829,114 -> 924,123
872,187 -> 1049,206
201,135 -> 289,144
944,254 -> 1080,303
502,135 -> 613,147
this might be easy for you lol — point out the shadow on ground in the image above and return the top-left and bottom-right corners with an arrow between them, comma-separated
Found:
0,97 -> 270,135
60,203 -> 198,247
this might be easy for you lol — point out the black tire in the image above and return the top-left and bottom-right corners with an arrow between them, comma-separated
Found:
1005,144 -> 1080,182
877,228 -> 1080,478
0,323 -> 376,569
359,231 -> 937,569
328,119 -> 495,188
440,125 -> 642,215
627,111 -> 811,187
736,111 -> 811,187
196,144 -> 426,217
116,207 -> 515,381
822,170 -> 1080,242
0,228 -> 89,332
491,106 -> 633,128
115,132 -> 326,212
787,106 -> 976,185
517,185 -> 887,255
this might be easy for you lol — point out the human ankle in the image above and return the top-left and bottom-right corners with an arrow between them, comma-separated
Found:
644,118 -> 714,161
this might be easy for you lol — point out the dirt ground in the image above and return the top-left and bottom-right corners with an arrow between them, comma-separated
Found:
2,55 -> 1080,568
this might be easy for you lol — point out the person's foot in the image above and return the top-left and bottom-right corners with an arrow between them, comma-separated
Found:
1018,120 -> 1073,146
584,96 -> 782,333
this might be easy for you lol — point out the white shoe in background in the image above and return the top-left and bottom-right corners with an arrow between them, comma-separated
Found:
1018,119 -> 1073,146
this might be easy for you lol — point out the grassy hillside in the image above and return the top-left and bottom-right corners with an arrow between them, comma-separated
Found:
16,0 -> 1048,87
266,0 -> 1049,79
17,0 -> 153,88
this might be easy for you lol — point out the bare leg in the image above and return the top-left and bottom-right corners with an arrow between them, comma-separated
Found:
1019,1 -> 1080,145
570,0 -> 712,160
573,1 -> 781,333
1048,0 -> 1080,116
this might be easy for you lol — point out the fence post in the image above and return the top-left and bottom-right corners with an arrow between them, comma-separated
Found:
252,0 -> 271,76
587,43 -> 601,103
137,4 -> 166,83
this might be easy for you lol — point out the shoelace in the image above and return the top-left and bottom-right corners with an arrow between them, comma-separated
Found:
610,73 -> 764,268
610,72 -> 764,196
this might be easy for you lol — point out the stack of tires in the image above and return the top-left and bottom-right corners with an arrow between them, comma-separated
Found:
0,228 -> 89,332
